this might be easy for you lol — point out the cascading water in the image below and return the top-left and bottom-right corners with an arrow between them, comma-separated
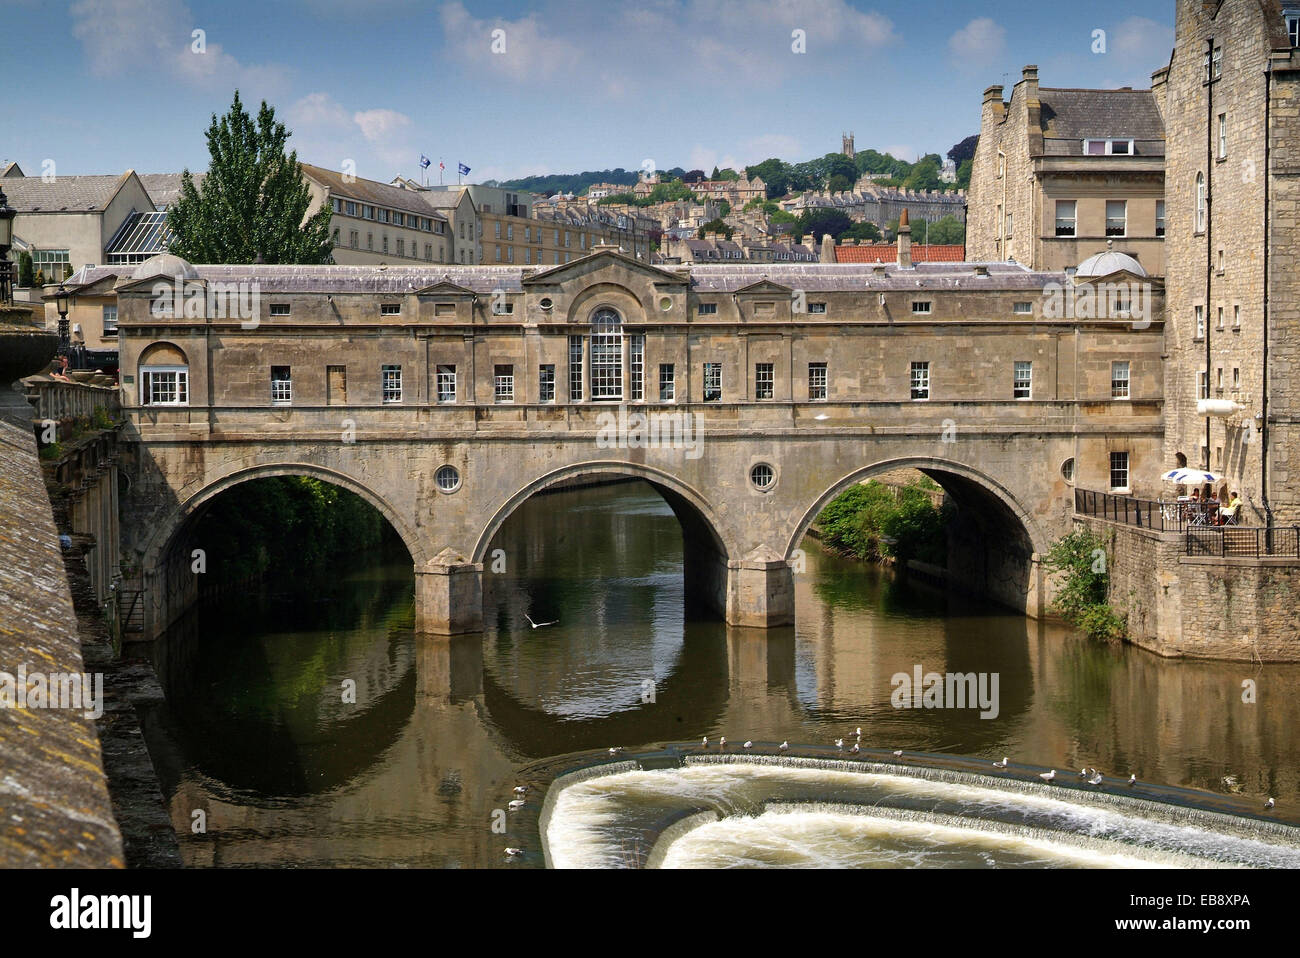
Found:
542,756 -> 1300,869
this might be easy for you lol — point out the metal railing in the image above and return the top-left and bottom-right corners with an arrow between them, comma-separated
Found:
1186,526 -> 1300,559
1074,488 -> 1184,531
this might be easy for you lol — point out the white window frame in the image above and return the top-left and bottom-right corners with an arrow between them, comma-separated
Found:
1195,173 -> 1207,233
436,364 -> 457,404
1195,305 -> 1206,340
703,362 -> 722,402
1013,361 -> 1032,400
808,362 -> 827,401
382,364 -> 402,403
494,364 -> 514,403
102,304 -> 118,336
270,365 -> 292,405
589,308 -> 623,401
1111,360 -> 1131,400
1197,370 -> 1209,401
910,361 -> 930,401
1105,200 -> 1127,237
754,362 -> 775,400
539,364 -> 556,403
1218,113 -> 1228,159
1155,200 -> 1166,237
911,301 -> 932,315
659,364 -> 675,402
1055,200 -> 1077,237
140,365 -> 189,406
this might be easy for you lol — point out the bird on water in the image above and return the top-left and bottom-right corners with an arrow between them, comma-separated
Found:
1088,771 -> 1104,786
508,799 -> 525,810
993,757 -> 1009,769
850,743 -> 860,754
513,785 -> 527,795
1265,798 -> 1275,810
835,738 -> 844,750
743,741 -> 753,749
1040,770 -> 1057,782
1127,774 -> 1137,787
779,741 -> 789,751
892,750 -> 904,759
505,847 -> 524,858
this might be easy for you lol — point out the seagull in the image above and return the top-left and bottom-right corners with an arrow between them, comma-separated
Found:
1079,768 -> 1089,778
524,613 -> 558,629
513,785 -> 527,794
1088,771 -> 1104,786
993,757 -> 1009,769
1265,798 -> 1275,810
893,750 -> 904,759
702,736 -> 708,748
835,738 -> 844,750
743,740 -> 753,749
719,737 -> 726,749
855,727 -> 863,738
778,741 -> 789,751
850,743 -> 860,754
609,746 -> 623,756
1127,774 -> 1137,787
505,847 -> 524,858
1040,770 -> 1057,782
508,799 -> 525,810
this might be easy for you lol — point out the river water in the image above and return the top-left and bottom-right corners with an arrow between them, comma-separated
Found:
146,480 -> 1300,867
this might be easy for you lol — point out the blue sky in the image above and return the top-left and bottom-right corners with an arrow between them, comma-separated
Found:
2,0 -> 1175,184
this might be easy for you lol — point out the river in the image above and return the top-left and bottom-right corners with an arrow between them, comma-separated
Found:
145,480 -> 1300,867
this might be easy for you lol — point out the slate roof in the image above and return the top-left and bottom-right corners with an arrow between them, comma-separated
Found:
300,163 -> 448,221
1038,88 -> 1166,156
1,171 -> 135,212
138,172 -> 204,209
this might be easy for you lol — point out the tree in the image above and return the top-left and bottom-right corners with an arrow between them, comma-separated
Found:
716,199 -> 731,217
827,173 -> 854,194
902,157 -> 942,192
797,208 -> 852,242
955,158 -> 973,190
922,215 -> 966,245
822,152 -> 858,187
838,221 -> 882,243
697,218 -> 733,240
948,134 -> 979,167
17,251 -> 34,288
167,90 -> 333,264
748,158 -> 792,198
682,169 -> 706,183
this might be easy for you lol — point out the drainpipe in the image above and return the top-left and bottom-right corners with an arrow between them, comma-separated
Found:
1204,37 -> 1214,474
1261,63 -> 1274,525
998,150 -> 1007,261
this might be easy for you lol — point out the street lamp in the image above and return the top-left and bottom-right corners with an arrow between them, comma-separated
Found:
0,186 -> 15,306
55,283 -> 72,354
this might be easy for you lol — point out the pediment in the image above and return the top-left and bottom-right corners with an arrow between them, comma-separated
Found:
523,248 -> 686,287
415,277 -> 477,297
734,279 -> 794,296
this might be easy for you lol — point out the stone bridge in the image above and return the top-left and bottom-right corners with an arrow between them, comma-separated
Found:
111,251 -> 1164,638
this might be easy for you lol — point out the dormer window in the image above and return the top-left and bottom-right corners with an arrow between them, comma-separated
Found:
1084,139 -> 1134,156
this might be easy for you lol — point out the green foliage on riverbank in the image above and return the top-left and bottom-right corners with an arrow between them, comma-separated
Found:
1043,528 -> 1126,641
194,476 -> 389,585
816,479 -> 948,566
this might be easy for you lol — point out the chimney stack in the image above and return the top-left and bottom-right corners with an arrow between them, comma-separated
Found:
897,209 -> 912,269
820,233 -> 835,264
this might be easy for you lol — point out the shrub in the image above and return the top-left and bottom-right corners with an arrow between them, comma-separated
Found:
1044,527 -> 1126,641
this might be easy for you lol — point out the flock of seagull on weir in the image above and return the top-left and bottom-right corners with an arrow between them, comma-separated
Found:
502,731 -> 1278,859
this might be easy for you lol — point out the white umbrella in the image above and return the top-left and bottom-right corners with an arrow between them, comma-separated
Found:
1161,468 -> 1222,484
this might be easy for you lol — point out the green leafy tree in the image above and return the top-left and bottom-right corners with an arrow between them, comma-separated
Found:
716,199 -> 731,217
1044,528 -> 1125,640
923,215 -> 966,245
838,221 -> 882,243
168,90 -> 333,264
948,135 -> 979,167
17,251 -> 34,288
696,218 -> 733,240
797,208 -> 852,242
955,158 -> 973,190
902,156 -> 943,192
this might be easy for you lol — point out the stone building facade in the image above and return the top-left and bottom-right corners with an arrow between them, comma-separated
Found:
968,66 -> 1167,275
112,250 -> 1163,637
1157,0 -> 1300,525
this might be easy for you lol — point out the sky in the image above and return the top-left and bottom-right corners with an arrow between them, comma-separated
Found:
1,0 -> 1176,185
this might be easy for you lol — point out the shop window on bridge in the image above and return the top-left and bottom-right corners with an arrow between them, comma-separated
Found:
139,343 -> 189,406
703,362 -> 722,402
808,362 -> 827,400
382,364 -> 403,403
755,362 -> 774,400
494,365 -> 515,403
659,364 -> 675,402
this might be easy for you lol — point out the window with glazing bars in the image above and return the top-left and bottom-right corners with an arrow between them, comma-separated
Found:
271,366 -> 292,404
382,364 -> 402,403
590,308 -> 623,400
659,364 -> 675,401
569,335 -> 584,401
629,335 -> 644,401
436,365 -> 456,403
808,362 -> 827,400
539,364 -> 555,403
755,362 -> 774,400
703,363 -> 722,402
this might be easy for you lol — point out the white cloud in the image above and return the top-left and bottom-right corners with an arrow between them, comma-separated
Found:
353,109 -> 412,143
438,0 -> 896,92
71,0 -> 289,95
884,144 -> 918,163
947,17 -> 1006,67
285,95 -> 419,178
1110,16 -> 1175,68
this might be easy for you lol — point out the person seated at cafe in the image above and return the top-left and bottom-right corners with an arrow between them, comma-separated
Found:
1220,491 -> 1243,525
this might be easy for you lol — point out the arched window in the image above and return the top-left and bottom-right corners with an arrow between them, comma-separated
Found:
589,307 -> 623,401
139,342 -> 189,406
1195,172 -> 1206,233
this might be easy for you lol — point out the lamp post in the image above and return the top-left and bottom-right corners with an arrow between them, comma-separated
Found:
0,186 -> 15,306
55,283 -> 72,355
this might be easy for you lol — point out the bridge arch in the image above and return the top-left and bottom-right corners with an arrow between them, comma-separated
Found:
472,460 -> 730,565
142,461 -> 428,574
787,456 -> 1049,616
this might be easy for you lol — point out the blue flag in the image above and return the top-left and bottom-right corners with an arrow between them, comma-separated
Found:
458,163 -> 471,176
420,155 -> 431,169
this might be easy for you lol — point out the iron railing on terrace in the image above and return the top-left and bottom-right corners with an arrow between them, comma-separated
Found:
1185,526 -> 1300,558
1074,488 -> 1186,531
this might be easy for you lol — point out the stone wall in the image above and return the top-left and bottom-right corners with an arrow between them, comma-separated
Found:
1076,515 -> 1300,661
0,393 -> 123,867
